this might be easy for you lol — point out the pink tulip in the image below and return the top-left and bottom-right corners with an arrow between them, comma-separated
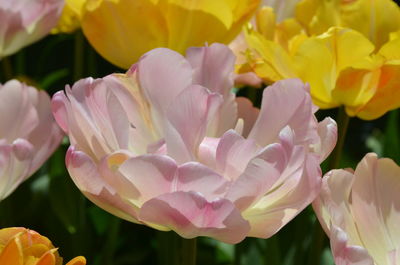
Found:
0,80 -> 63,200
314,153 -> 400,265
52,43 -> 337,244
0,0 -> 64,57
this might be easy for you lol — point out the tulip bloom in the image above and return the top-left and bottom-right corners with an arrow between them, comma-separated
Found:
0,227 -> 86,265
0,0 -> 64,58
241,0 -> 400,120
0,80 -> 63,201
313,153 -> 400,265
52,44 -> 337,244
56,0 -> 260,68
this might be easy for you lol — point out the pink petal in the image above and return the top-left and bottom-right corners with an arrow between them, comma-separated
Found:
177,162 -> 230,200
314,117 -> 337,162
236,97 -> 260,138
313,169 -> 363,246
0,80 -> 38,141
330,225 -> 374,265
137,48 -> 193,115
139,191 -> 250,244
224,143 -> 283,211
243,150 -> 321,238
186,43 -> 235,96
164,85 -> 223,163
248,79 -> 315,146
66,146 -> 139,223
351,153 -> 400,265
116,154 -> 178,205
216,129 -> 259,180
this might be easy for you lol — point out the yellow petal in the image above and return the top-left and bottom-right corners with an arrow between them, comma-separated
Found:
340,0 -> 400,49
0,237 -> 23,265
333,67 -> 380,116
65,256 -> 86,265
82,0 -> 259,69
244,25 -> 296,82
356,63 -> 400,120
256,7 -> 276,40
52,0 -> 86,33
35,250 -> 56,265
379,37 -> 400,61
293,27 -> 374,108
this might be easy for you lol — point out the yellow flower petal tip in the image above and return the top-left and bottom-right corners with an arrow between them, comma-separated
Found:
0,228 -> 87,265
80,0 -> 260,69
241,0 -> 400,120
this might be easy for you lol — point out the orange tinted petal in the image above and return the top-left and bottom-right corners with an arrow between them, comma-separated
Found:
65,256 -> 86,265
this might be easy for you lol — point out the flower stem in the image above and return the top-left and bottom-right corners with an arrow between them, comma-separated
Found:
1,57 -> 13,80
309,106 -> 351,265
181,237 -> 197,265
329,107 -> 351,170
74,31 -> 84,81
158,232 -> 197,265
234,242 -> 244,265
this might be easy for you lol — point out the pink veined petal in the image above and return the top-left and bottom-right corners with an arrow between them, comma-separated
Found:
216,129 -> 259,180
66,146 -> 139,223
242,150 -> 321,238
0,140 -> 33,200
330,225 -> 374,265
224,142 -> 284,211
176,162 -> 230,200
0,80 -> 38,141
313,168 -> 363,247
116,153 -> 178,206
197,137 -> 219,169
52,90 -> 70,133
28,89 -> 63,174
164,85 -> 223,164
247,78 -> 315,147
137,48 -> 193,117
185,43 -> 235,97
236,97 -> 260,138
139,191 -> 250,244
314,117 -> 337,162
351,153 -> 400,265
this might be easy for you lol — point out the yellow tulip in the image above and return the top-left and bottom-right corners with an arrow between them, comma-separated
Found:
241,1 -> 400,120
295,0 -> 400,49
55,0 -> 260,68
0,228 -> 86,265
53,0 -> 86,33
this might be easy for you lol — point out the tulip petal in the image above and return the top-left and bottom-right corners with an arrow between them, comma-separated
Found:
65,256 -> 86,265
242,150 -> 321,238
0,236 -> 23,265
165,85 -> 223,163
235,97 -> 260,138
116,154 -> 178,205
313,117 -> 337,162
225,142 -> 283,211
139,191 -> 250,244
351,153 -> 400,265
186,43 -> 235,95
216,129 -> 259,180
248,79 -> 314,146
330,225 -> 374,265
0,80 -> 38,141
313,169 -> 363,246
66,146 -> 139,223
138,48 -> 193,116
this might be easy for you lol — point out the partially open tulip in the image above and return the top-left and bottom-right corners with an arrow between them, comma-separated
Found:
0,227 -> 86,265
241,0 -> 400,119
60,0 -> 260,68
0,0 -> 64,58
313,153 -> 400,265
52,44 -> 337,244
0,80 -> 63,201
